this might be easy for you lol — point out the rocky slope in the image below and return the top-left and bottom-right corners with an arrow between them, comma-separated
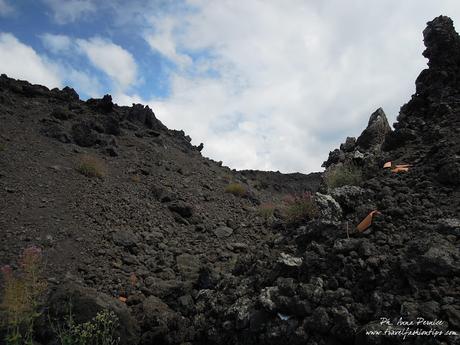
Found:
0,15 -> 459,345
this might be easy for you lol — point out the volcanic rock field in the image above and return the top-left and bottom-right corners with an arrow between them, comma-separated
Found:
0,15 -> 459,345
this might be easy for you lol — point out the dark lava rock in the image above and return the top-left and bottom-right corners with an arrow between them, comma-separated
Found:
330,306 -> 357,342
176,253 -> 201,282
22,84 -> 49,97
104,116 -> 121,135
168,201 -> 194,218
41,122 -> 71,143
438,159 -> 460,185
60,86 -> 80,101
151,184 -> 175,203
50,107 -> 73,120
356,108 -> 391,151
140,296 -> 192,344
437,218 -> 460,237
340,137 -> 356,152
71,122 -> 98,147
1,14 -> 460,345
104,146 -> 119,157
87,94 -> 114,113
112,230 -> 138,251
322,148 -> 346,168
423,15 -> 460,69
213,226 -> 234,238
128,104 -> 167,131
48,283 -> 139,345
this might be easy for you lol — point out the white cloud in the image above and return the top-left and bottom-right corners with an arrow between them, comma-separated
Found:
76,37 -> 138,91
137,0 -> 460,172
43,0 -> 96,24
4,1 -> 460,173
0,33 -> 62,88
65,68 -> 102,98
145,17 -> 192,67
0,33 -> 104,99
0,0 -> 14,16
40,33 -> 72,54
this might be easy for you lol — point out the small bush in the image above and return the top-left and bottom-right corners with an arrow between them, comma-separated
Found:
76,155 -> 107,178
0,143 -> 5,152
258,203 -> 275,220
52,308 -> 120,345
1,246 -> 47,345
324,164 -> 362,189
225,183 -> 246,197
282,192 -> 318,224
131,175 -> 141,183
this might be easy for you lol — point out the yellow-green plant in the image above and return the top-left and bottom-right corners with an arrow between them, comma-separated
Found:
76,155 -> 107,178
258,203 -> 275,220
1,246 -> 47,345
225,183 -> 246,197
282,192 -> 318,224
131,174 -> 141,183
324,164 -> 362,189
52,308 -> 120,345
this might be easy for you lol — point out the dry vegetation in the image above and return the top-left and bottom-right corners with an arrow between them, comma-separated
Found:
324,164 -> 362,189
225,183 -> 246,197
257,202 -> 276,220
76,155 -> 107,178
131,175 -> 141,183
1,246 -> 47,345
282,192 -> 318,224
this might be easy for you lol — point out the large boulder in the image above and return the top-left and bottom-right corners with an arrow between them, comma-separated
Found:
331,185 -> 368,213
140,296 -> 193,344
48,283 -> 139,345
314,193 -> 342,222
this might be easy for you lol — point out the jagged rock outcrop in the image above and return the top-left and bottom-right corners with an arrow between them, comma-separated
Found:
355,107 -> 391,151
323,108 -> 391,170
383,15 -> 460,186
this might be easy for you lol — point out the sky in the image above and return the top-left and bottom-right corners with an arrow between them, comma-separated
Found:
1,1 -> 460,173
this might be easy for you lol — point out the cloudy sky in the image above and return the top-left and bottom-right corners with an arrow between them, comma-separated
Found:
1,1 -> 460,173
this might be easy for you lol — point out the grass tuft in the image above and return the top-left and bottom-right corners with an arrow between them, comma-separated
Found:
76,155 -> 107,178
131,175 -> 141,183
324,164 -> 362,189
225,183 -> 246,197
52,308 -> 120,345
282,192 -> 318,224
258,203 -> 276,220
1,246 -> 47,345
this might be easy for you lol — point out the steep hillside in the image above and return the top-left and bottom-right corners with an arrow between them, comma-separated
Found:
0,15 -> 459,345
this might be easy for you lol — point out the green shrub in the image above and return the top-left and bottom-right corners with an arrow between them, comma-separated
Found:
324,164 -> 362,189
0,143 -> 5,152
225,183 -> 246,197
282,192 -> 318,224
52,308 -> 120,345
76,155 -> 107,178
1,246 -> 47,345
258,203 -> 275,220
